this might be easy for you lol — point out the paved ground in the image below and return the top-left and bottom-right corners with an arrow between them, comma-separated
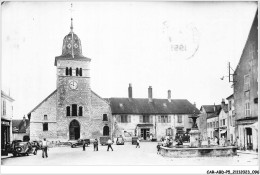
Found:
1,142 -> 258,166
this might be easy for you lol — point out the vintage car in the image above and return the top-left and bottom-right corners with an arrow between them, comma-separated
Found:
30,141 -> 41,152
100,136 -> 111,146
7,140 -> 22,153
116,137 -> 125,145
12,141 -> 37,157
69,139 -> 90,148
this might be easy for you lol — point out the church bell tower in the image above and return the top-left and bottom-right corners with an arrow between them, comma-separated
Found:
54,18 -> 92,140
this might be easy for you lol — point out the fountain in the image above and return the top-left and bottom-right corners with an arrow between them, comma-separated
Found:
159,111 -> 237,158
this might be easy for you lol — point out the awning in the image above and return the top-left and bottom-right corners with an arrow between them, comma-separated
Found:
220,130 -> 227,134
248,122 -> 258,131
136,124 -> 153,127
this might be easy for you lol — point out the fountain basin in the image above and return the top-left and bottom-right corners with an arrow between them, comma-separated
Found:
159,146 -> 237,158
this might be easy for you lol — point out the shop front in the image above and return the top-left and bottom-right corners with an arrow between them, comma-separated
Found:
136,124 -> 154,140
1,119 -> 11,156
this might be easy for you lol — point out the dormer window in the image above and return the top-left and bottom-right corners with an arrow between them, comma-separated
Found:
103,114 -> 108,121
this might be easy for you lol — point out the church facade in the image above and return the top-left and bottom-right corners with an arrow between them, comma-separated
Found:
28,19 -> 112,141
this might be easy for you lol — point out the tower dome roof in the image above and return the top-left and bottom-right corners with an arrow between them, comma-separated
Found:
61,18 -> 82,57
55,18 -> 91,66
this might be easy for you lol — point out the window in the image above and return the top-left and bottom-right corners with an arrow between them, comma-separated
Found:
166,128 -> 173,136
72,104 -> 77,116
189,118 -> 193,123
43,123 -> 48,131
121,115 -> 131,123
79,68 -> 82,76
216,121 -> 219,128
66,67 -> 69,75
143,115 -> 150,123
69,67 -> 72,76
213,122 -> 215,128
177,115 -> 182,123
159,115 -> 170,123
103,126 -> 109,136
210,122 -> 212,128
103,114 -> 108,121
228,100 -> 232,110
44,115 -> 47,120
66,106 -> 70,116
79,106 -> 83,116
245,102 -> 251,117
244,75 -> 250,91
3,100 -> 6,116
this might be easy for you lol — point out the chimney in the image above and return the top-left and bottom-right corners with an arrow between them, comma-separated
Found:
23,115 -> 26,127
168,90 -> 171,102
148,86 -> 153,102
193,102 -> 196,107
213,103 -> 216,112
128,83 -> 132,98
221,98 -> 225,109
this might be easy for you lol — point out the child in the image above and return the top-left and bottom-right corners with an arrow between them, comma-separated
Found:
157,143 -> 161,154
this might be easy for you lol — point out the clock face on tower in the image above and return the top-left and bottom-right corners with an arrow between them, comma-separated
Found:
69,80 -> 78,90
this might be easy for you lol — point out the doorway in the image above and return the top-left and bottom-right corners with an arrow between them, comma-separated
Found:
246,127 -> 253,150
69,120 -> 80,140
141,128 -> 150,140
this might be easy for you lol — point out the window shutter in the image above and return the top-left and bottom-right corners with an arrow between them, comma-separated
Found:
158,116 -> 161,123
127,115 -> 131,123
139,116 -> 143,123
117,115 -> 121,123
168,116 -> 171,123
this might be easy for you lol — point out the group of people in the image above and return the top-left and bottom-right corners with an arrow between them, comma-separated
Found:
82,138 -> 113,151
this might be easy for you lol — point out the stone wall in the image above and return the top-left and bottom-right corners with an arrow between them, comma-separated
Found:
30,91 -> 57,141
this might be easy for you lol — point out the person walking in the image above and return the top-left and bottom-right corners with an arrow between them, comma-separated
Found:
94,139 -> 99,151
157,143 -> 161,154
83,140 -> 86,151
42,138 -> 48,158
136,138 -> 140,148
107,138 -> 113,151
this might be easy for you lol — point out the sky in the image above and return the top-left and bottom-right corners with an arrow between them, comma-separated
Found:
1,1 -> 257,119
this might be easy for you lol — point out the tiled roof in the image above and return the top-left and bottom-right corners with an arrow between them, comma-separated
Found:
108,98 -> 200,115
12,119 -> 29,133
201,105 -> 221,114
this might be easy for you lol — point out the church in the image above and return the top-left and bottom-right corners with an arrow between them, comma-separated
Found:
27,18 -> 200,142
27,19 -> 112,141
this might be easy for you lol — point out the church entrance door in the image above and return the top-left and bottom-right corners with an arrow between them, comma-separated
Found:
69,120 -> 80,140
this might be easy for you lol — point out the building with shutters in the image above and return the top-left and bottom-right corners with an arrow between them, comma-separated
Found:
107,84 -> 200,141
27,19 -> 112,141
233,10 -> 258,151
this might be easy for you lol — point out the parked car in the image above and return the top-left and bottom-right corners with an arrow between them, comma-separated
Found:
12,141 -> 37,157
7,140 -> 22,153
100,136 -> 111,146
116,137 -> 125,145
69,139 -> 90,148
30,141 -> 41,153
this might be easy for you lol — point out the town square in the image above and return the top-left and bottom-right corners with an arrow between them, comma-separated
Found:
1,1 -> 259,174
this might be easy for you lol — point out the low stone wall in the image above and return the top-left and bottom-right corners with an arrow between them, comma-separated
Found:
159,146 -> 237,158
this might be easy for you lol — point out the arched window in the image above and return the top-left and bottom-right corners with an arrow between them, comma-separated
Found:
103,126 -> 109,136
69,67 -> 72,76
79,68 -> 82,76
72,104 -> 77,116
66,67 -> 69,75
79,106 -> 83,116
103,114 -> 108,121
76,68 -> 79,76
66,106 -> 70,116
